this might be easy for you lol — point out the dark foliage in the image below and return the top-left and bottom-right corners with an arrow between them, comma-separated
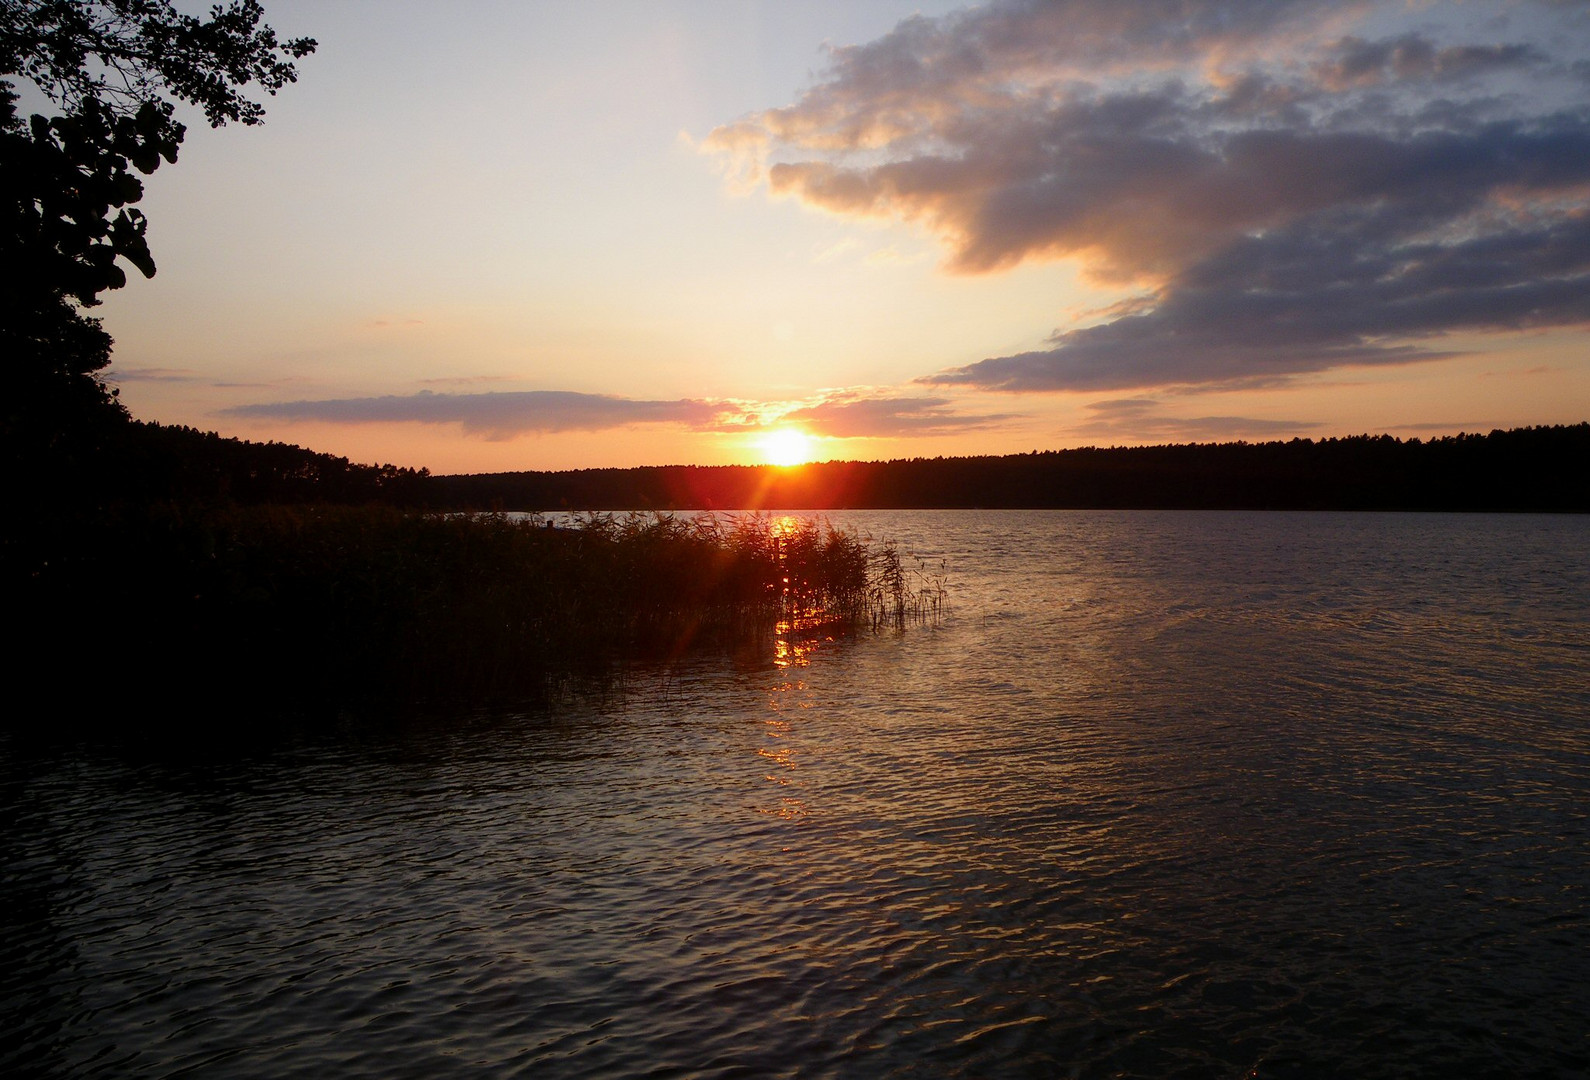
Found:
1,1 -> 314,437
7,506 -> 875,725
434,425 -> 1590,513
3,419 -> 429,595
2,0 -> 315,303
111,420 -> 431,505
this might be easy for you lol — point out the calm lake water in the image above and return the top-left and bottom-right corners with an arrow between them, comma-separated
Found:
4,511 -> 1588,1078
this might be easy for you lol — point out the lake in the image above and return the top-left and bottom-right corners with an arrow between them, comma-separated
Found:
3,510 -> 1587,1078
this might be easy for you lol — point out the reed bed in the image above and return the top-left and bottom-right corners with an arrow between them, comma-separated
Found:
14,507 -> 918,721
866,543 -> 949,632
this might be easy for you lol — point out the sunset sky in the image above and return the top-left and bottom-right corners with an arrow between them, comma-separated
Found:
90,0 -> 1590,473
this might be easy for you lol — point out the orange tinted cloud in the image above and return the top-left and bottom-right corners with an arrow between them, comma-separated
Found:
780,393 -> 1019,438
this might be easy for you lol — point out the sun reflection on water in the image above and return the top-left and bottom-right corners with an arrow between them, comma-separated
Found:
753,511 -> 858,819
758,699 -> 808,818
762,605 -> 820,818
772,634 -> 818,669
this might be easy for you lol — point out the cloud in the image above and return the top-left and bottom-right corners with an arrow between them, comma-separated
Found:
780,394 -> 1020,438
107,367 -> 200,382
225,390 -> 734,440
929,203 -> 1590,391
1313,35 -> 1543,90
813,237 -> 861,262
1072,398 -> 1320,442
416,374 -> 516,386
224,386 -> 1017,444
1478,364 -> 1561,379
1398,420 -> 1497,433
707,0 -> 1590,392
865,245 -> 925,266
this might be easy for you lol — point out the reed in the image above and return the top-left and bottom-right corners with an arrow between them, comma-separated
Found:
11,506 -> 901,721
865,542 -> 949,632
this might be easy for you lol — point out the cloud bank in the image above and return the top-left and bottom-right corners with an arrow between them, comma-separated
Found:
780,394 -> 1020,437
1072,398 -> 1320,443
226,390 -> 731,440
225,388 -> 1011,442
706,0 -> 1590,392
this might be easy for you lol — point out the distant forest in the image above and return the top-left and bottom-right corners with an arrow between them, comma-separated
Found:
88,421 -> 1587,512
435,424 -> 1589,512
38,420 -> 435,508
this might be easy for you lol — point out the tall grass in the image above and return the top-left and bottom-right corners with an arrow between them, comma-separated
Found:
12,507 -> 912,721
572,511 -> 873,641
866,541 -> 948,632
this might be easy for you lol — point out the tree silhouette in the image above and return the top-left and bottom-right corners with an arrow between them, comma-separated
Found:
1,1 -> 314,419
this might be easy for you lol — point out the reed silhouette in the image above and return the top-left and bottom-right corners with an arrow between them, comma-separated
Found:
7,503 -> 896,726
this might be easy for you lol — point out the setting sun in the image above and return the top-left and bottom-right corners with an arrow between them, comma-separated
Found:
761,427 -> 815,466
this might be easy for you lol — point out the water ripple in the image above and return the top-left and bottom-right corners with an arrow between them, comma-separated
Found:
3,512 -> 1588,1078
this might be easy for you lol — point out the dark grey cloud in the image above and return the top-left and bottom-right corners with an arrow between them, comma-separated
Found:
226,390 -> 731,440
710,0 -> 1590,392
1315,35 -> 1543,89
934,202 -> 1590,391
779,395 -> 1020,438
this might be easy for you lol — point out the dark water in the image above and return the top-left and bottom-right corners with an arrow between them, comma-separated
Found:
4,511 -> 1587,1078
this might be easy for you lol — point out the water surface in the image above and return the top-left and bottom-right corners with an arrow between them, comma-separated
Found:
4,511 -> 1587,1077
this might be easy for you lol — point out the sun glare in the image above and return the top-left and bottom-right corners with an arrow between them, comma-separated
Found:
761,427 -> 815,467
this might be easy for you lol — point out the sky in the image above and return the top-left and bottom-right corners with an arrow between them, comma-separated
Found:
83,0 -> 1590,473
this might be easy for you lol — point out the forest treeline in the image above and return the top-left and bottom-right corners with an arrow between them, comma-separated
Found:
436,424 -> 1589,512
34,419 -> 1586,512
80,419 -> 432,505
